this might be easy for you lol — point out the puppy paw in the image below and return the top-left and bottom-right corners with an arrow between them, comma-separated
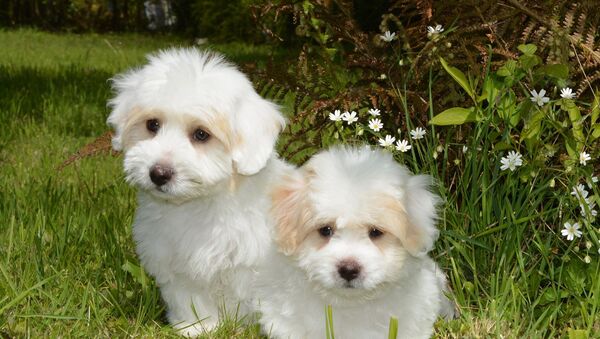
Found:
173,319 -> 218,337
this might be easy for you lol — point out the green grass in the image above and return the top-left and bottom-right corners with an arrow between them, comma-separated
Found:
1,28 -> 599,338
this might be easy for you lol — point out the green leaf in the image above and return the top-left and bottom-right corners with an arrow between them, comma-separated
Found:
324,47 -> 337,60
439,57 -> 474,98
521,109 -> 544,152
122,260 -> 149,290
591,92 -> 599,125
566,139 -> 578,159
539,64 -> 569,79
538,288 -> 569,305
567,329 -> 589,339
497,91 -> 520,127
519,54 -> 541,70
430,107 -> 478,125
494,141 -> 512,151
497,60 -> 517,77
479,75 -> 501,104
561,100 -> 585,150
518,44 -> 537,56
565,260 -> 586,294
592,124 -> 600,140
463,281 -> 475,294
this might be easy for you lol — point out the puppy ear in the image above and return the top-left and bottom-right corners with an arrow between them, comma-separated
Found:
106,70 -> 141,151
271,170 -> 307,255
400,175 -> 440,257
232,95 -> 285,175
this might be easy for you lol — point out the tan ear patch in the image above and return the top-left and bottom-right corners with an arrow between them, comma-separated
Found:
271,173 -> 311,255
374,194 -> 425,257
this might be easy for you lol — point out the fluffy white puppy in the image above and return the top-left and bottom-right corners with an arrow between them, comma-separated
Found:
255,146 -> 454,339
107,48 -> 291,336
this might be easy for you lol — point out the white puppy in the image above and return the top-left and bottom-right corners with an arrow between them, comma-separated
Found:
255,146 -> 454,339
107,48 -> 291,336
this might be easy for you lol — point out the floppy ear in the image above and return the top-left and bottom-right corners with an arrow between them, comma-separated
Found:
232,95 -> 285,175
106,69 -> 142,151
401,175 -> 440,256
271,170 -> 308,255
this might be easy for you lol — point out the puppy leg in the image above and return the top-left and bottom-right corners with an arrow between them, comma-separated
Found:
161,280 -> 220,337
434,265 -> 459,320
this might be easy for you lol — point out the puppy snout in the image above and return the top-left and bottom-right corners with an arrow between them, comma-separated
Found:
149,164 -> 174,186
337,259 -> 361,282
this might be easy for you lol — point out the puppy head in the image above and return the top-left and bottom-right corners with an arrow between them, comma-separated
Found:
272,146 -> 439,294
107,48 -> 285,201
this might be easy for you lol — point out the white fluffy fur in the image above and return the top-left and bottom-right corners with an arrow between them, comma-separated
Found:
107,48 -> 291,336
254,146 -> 455,339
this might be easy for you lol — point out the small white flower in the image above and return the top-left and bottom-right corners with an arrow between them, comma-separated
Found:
571,184 -> 589,202
380,31 -> 397,42
427,24 -> 444,34
530,89 -> 550,107
462,145 -> 468,154
592,176 -> 598,183
395,139 -> 412,152
341,111 -> 358,125
500,151 -> 523,171
586,241 -> 593,249
436,145 -> 444,153
410,127 -> 427,140
561,222 -> 582,241
329,109 -> 342,121
378,135 -> 396,147
580,201 -> 597,218
368,108 -> 381,116
580,151 -> 591,165
584,255 -> 592,264
560,87 -> 576,99
368,118 -> 383,132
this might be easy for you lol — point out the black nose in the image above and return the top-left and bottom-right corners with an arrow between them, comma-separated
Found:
149,164 -> 174,186
337,260 -> 361,282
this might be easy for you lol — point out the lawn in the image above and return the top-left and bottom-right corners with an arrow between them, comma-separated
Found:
0,28 -> 598,338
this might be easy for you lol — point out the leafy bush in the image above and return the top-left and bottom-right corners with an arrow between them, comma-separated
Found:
187,0 -> 261,41
253,0 -> 600,162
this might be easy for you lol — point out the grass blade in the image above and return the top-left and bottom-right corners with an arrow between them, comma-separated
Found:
387,317 -> 398,339
325,304 -> 335,339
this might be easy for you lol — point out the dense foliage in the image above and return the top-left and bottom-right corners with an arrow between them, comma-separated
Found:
249,0 -> 600,162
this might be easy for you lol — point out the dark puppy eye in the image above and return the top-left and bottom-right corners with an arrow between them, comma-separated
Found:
192,128 -> 210,142
318,225 -> 334,238
369,228 -> 384,239
146,119 -> 160,133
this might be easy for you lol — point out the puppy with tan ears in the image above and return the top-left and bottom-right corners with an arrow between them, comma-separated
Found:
254,146 -> 455,339
107,48 -> 293,336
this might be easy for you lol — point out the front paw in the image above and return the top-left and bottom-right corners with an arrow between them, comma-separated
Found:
173,318 -> 219,337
